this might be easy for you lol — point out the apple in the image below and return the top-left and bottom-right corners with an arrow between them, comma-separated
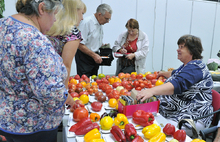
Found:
116,86 -> 124,92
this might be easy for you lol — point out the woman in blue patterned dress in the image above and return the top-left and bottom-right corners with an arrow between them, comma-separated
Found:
0,0 -> 75,141
47,0 -> 86,88
137,35 -> 213,137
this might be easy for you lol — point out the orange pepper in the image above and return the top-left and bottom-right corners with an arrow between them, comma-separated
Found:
90,113 -> 100,122
108,77 -> 115,85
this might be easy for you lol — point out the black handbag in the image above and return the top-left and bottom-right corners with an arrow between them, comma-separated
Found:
99,44 -> 114,66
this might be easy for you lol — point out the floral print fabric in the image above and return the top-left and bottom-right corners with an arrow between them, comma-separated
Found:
0,16 -> 68,134
47,26 -> 82,56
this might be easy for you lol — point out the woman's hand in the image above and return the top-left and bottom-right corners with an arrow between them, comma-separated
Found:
119,48 -> 127,54
126,53 -> 135,60
136,89 -> 154,102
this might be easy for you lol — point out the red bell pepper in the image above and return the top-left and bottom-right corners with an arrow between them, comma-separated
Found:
110,125 -> 126,142
173,130 -> 186,142
132,135 -> 144,142
69,117 -> 92,132
132,110 -> 155,127
124,123 -> 138,141
163,123 -> 175,136
75,122 -> 100,135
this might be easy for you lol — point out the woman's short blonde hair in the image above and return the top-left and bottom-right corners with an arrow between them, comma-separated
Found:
47,0 -> 86,36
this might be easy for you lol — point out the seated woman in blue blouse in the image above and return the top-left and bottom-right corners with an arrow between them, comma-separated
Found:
137,35 -> 213,137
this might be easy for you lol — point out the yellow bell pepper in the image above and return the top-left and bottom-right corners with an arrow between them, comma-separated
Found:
100,116 -> 114,130
148,132 -> 166,142
84,128 -> 101,142
114,113 -> 129,129
191,139 -> 206,142
142,123 -> 161,139
90,139 -> 105,142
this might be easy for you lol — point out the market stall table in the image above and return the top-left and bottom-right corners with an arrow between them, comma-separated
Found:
61,102 -> 193,142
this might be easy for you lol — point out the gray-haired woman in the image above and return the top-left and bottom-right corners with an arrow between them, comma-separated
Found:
0,0 -> 75,141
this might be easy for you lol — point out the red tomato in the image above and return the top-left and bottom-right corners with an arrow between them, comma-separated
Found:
146,74 -> 156,80
75,88 -> 83,94
95,91 -> 103,99
68,89 -> 75,94
121,78 -> 128,82
133,81 -> 140,87
121,81 -> 129,87
93,87 -> 98,93
135,86 -> 142,91
125,73 -> 131,78
76,83 -> 83,89
79,91 -> 89,96
84,77 -> 90,83
96,79 -> 102,84
124,92 -> 131,96
81,74 -> 88,80
91,101 -> 103,111
118,72 -> 125,79
154,71 -> 158,77
101,78 -> 109,84
151,79 -> 157,85
74,74 -> 80,80
108,92 -> 119,100
98,83 -> 105,90
71,100 -> 84,112
130,74 -> 136,80
139,83 -> 145,89
78,78 -> 84,83
136,74 -> 143,79
112,82 -> 122,88
87,88 -> 93,95
73,107 -> 88,122
70,92 -> 79,98
112,90 -> 120,96
97,95 -> 106,103
69,76 -> 74,82
105,75 -> 111,80
125,84 -> 133,91
138,79 -> 144,83
173,130 -> 186,142
120,89 -> 128,96
68,83 -> 76,91
105,89 -> 113,96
